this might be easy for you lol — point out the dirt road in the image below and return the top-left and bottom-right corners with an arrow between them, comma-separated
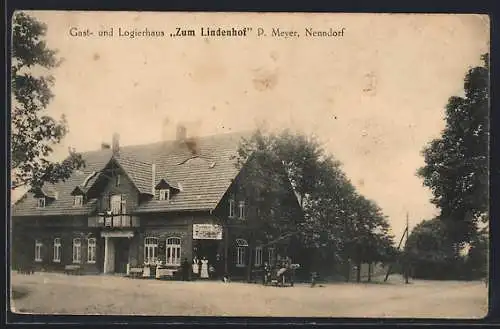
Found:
10,272 -> 488,318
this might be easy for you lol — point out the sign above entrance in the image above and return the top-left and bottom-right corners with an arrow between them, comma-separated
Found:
193,224 -> 223,240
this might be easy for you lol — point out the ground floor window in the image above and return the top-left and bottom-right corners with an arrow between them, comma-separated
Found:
268,247 -> 275,265
35,239 -> 43,262
73,238 -> 82,263
53,238 -> 61,263
87,238 -> 96,263
144,237 -> 159,264
235,238 -> 248,268
255,246 -> 263,266
166,237 -> 181,266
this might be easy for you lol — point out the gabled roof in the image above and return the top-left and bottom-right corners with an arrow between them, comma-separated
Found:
12,131 -> 251,216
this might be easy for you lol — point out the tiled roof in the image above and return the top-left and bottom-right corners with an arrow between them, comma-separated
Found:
12,131 -> 251,217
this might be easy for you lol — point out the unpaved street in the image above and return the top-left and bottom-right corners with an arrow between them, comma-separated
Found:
10,272 -> 488,318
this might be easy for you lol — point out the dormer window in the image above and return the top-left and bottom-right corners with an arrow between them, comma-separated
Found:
116,174 -> 121,187
238,201 -> 246,219
37,197 -> 46,208
73,195 -> 84,207
159,189 -> 170,201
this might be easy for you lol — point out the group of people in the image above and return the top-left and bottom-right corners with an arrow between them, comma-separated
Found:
263,257 -> 294,286
179,254 -> 223,281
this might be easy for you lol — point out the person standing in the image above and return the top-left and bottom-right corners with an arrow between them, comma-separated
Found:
200,257 -> 209,279
192,256 -> 199,279
181,258 -> 190,281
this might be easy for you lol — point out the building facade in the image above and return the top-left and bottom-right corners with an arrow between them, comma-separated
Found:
11,130 -> 303,280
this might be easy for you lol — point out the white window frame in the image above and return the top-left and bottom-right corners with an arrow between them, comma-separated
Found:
73,195 -> 83,207
255,246 -> 263,267
238,201 -> 246,219
236,246 -> 246,267
87,238 -> 97,264
116,174 -> 121,187
144,237 -> 159,265
165,237 -> 181,266
229,198 -> 235,218
37,197 -> 46,208
53,238 -> 61,263
159,189 -> 170,201
110,194 -> 122,214
35,239 -> 43,262
72,238 -> 82,264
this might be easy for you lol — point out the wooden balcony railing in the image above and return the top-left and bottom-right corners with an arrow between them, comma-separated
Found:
88,213 -> 140,228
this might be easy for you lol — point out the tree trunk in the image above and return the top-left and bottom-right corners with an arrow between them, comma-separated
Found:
367,263 -> 372,282
356,262 -> 361,283
246,238 -> 253,282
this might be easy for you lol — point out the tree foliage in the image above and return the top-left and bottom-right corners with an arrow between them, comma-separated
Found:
235,128 -> 396,277
11,12 -> 84,191
417,54 -> 489,243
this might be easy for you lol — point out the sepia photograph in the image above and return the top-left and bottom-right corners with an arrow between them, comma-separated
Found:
9,11 -> 490,319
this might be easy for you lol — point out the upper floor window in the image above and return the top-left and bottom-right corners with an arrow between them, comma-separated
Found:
229,197 -> 235,218
115,174 -> 121,187
159,189 -> 170,201
144,237 -> 159,265
37,197 -> 46,208
35,239 -> 43,262
53,238 -> 62,263
74,195 -> 83,207
238,201 -> 246,219
110,194 -> 124,214
165,237 -> 181,266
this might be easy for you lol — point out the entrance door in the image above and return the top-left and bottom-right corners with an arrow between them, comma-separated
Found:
114,238 -> 130,274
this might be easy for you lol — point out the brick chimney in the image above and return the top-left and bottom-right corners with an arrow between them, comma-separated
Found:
112,133 -> 120,156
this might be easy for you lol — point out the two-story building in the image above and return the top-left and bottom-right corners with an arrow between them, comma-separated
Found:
11,128 -> 303,281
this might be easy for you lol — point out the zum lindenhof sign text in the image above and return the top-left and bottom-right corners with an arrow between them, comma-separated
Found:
193,224 -> 223,240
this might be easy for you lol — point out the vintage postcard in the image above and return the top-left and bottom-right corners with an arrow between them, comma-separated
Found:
10,11 -> 490,319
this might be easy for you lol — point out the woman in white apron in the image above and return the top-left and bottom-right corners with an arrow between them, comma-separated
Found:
200,257 -> 209,279
192,256 -> 199,277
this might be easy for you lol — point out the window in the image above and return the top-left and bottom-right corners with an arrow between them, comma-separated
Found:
255,246 -> 263,267
115,174 -> 121,187
159,189 -> 170,201
236,247 -> 246,267
235,238 -> 248,267
165,237 -> 181,266
53,238 -> 61,263
238,201 -> 246,219
87,238 -> 96,263
72,238 -> 82,263
74,195 -> 83,207
37,198 -> 46,208
35,239 -> 43,262
229,198 -> 235,218
268,247 -> 275,265
110,195 -> 122,214
144,237 -> 159,264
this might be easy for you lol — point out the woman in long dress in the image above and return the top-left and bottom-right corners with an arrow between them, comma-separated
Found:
192,257 -> 199,277
200,257 -> 209,279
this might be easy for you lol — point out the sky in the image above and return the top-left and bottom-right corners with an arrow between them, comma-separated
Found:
12,11 -> 490,239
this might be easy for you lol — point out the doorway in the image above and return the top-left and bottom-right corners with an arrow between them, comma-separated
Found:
114,238 -> 130,274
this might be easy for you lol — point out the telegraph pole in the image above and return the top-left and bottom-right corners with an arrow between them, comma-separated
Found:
404,212 -> 410,284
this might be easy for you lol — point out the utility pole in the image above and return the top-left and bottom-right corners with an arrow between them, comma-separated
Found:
404,212 -> 410,284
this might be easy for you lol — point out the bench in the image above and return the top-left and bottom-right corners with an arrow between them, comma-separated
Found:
64,265 -> 82,275
155,268 -> 178,280
128,267 -> 144,278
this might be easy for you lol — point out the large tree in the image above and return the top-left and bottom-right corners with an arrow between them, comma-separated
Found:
235,128 -> 396,280
417,54 -> 489,244
11,12 -> 84,191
